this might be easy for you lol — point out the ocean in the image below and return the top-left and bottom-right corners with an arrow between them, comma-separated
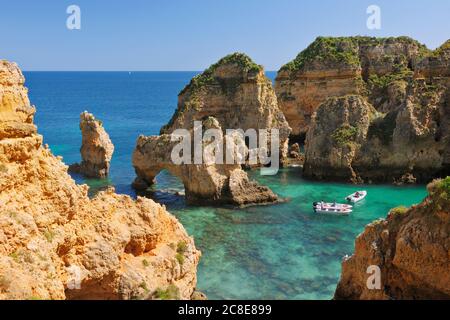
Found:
25,71 -> 427,300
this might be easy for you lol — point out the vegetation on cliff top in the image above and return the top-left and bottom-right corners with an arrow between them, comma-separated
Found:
279,36 -> 430,73
426,177 -> 450,212
431,39 -> 450,57
180,52 -> 262,95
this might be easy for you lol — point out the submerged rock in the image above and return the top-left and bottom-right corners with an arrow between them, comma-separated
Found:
334,178 -> 450,300
0,60 -> 200,300
69,112 -> 114,178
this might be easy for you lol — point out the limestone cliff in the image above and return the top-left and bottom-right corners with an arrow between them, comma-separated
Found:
0,60 -> 200,300
334,178 -> 450,300
303,95 -> 376,182
275,36 -> 431,140
69,112 -> 114,178
133,117 -> 278,206
162,53 -> 291,161
296,37 -> 450,183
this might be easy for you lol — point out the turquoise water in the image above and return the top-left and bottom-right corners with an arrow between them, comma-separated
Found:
26,72 -> 427,300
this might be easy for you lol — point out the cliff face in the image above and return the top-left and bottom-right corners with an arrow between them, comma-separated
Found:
69,112 -> 114,178
335,178 -> 450,300
296,38 -> 450,183
133,117 -> 278,206
0,61 -> 200,300
303,95 -> 376,182
162,53 -> 291,161
275,37 -> 431,140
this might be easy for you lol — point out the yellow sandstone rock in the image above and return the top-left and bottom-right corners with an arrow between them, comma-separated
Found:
0,60 -> 200,300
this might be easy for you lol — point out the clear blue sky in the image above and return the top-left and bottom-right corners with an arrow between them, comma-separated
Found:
1,0 -> 449,71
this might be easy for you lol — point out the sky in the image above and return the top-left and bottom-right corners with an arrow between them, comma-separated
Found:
1,0 -> 449,71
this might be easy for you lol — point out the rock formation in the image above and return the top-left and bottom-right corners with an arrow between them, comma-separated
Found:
133,53 -> 286,206
0,60 -> 200,300
334,178 -> 450,300
69,112 -> 114,178
133,117 -> 278,206
275,36 -> 431,141
286,37 -> 450,183
162,52 -> 291,162
304,95 -> 375,182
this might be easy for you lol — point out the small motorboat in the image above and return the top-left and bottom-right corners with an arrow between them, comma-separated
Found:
313,202 -> 353,210
346,191 -> 367,203
314,207 -> 352,216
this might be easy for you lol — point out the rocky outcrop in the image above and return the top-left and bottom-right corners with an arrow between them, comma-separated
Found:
294,37 -> 450,183
133,117 -> 278,206
304,95 -> 375,182
334,178 -> 450,300
132,53 -> 284,206
0,60 -> 200,300
69,112 -> 114,178
275,36 -> 431,140
162,53 -> 291,162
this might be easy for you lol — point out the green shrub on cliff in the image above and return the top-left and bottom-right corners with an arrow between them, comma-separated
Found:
368,66 -> 413,91
177,241 -> 187,254
332,125 -> 358,147
280,37 -> 360,73
279,36 -> 430,74
439,176 -> 450,195
154,284 -> 180,300
180,52 -> 262,95
390,206 -> 409,216
431,40 -> 450,57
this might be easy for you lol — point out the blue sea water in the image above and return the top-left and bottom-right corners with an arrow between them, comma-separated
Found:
25,72 -> 427,300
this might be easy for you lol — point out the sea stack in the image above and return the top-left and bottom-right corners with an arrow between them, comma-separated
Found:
161,52 -> 291,162
132,53 -> 287,206
0,60 -> 200,300
69,111 -> 114,178
278,37 -> 450,183
334,178 -> 450,300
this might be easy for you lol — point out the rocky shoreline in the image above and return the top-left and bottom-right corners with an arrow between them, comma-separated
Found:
1,35 -> 449,300
0,60 -> 200,300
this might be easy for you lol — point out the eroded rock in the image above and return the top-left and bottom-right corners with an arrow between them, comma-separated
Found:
69,112 -> 114,178
0,60 -> 200,300
132,117 -> 278,206
293,37 -> 450,183
162,53 -> 291,162
275,36 -> 431,140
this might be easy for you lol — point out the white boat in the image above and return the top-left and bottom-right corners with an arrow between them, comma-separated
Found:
346,191 -> 367,203
313,202 -> 353,209
314,207 -> 352,216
